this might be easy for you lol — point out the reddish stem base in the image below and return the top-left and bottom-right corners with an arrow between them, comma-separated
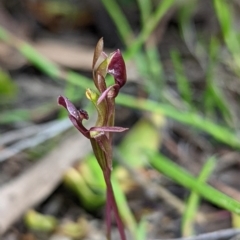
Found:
104,169 -> 126,240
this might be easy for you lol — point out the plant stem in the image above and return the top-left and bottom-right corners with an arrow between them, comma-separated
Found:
106,186 -> 112,240
104,169 -> 126,240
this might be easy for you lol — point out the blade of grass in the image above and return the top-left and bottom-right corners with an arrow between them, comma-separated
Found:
126,0 -> 176,58
134,51 -> 150,83
20,43 -> 92,89
0,27 -> 92,90
146,46 -> 164,84
170,49 -> 192,105
20,43 -> 60,79
136,217 -> 147,240
178,4 -> 232,124
204,38 -> 219,118
148,151 -> 240,215
134,50 -> 164,100
100,0 -> 135,46
145,46 -> 165,100
181,156 -> 217,237
214,0 -> 240,75
136,0 -> 152,27
203,37 -> 231,124
111,174 -> 138,239
116,94 -> 240,149
102,0 -> 177,54
178,0 -> 199,60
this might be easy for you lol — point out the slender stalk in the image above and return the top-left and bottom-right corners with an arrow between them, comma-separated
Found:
104,169 -> 126,240
106,187 -> 112,240
90,113 -> 126,240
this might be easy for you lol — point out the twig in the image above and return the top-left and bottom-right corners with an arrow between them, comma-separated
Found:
0,132 -> 91,235
0,124 -> 42,146
0,120 -> 67,146
0,118 -> 72,162
153,228 -> 240,240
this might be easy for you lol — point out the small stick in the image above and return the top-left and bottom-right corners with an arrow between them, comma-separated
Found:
0,133 -> 91,235
0,118 -> 72,162
153,228 -> 240,240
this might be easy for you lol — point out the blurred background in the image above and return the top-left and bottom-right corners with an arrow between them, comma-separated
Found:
1,0 -> 240,239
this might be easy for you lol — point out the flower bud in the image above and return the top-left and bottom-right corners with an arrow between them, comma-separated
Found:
107,50 -> 126,88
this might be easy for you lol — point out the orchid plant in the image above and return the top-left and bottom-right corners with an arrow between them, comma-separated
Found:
58,38 -> 127,240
